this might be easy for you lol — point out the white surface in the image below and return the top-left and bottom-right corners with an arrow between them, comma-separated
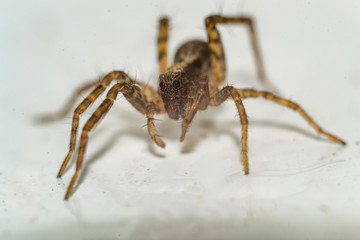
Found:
1,0 -> 360,239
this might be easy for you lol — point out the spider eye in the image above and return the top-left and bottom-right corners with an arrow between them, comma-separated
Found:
173,80 -> 180,88
159,81 -> 165,89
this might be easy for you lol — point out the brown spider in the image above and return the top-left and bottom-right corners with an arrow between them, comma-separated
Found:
43,15 -> 346,200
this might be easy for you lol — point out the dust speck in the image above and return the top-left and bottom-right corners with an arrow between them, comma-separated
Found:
319,204 -> 330,213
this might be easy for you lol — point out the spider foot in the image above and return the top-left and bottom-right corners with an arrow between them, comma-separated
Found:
154,136 -> 166,148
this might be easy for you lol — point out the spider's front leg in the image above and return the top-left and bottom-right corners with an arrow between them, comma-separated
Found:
61,72 -> 165,200
57,71 -> 125,178
210,86 -> 249,174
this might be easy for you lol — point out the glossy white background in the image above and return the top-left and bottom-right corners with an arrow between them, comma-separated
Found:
1,0 -> 360,239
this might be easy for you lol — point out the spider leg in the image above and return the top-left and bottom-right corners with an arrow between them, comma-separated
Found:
57,71 -> 129,178
238,88 -> 346,145
147,103 -> 165,148
158,17 -> 169,74
209,86 -> 249,174
64,83 -> 124,199
136,83 -> 166,147
119,81 -> 166,147
36,80 -> 98,123
64,77 -> 165,199
205,15 -> 268,90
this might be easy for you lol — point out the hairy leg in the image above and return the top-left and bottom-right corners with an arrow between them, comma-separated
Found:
210,86 -> 249,174
57,71 -> 126,178
64,83 -> 124,199
158,17 -> 169,74
205,15 -> 267,90
146,102 -> 165,147
238,88 -> 346,145
64,76 -> 166,199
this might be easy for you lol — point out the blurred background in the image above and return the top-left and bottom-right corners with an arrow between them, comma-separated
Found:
1,0 -> 359,239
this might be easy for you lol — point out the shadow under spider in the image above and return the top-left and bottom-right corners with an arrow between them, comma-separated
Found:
73,126 -> 152,193
249,119 -> 328,142
68,111 -> 331,192
179,106 -> 332,154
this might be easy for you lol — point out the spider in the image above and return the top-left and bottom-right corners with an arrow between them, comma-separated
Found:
43,15 -> 346,200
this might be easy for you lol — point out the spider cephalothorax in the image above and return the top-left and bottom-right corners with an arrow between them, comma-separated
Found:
42,15 -> 345,200
159,67 -> 189,120
159,62 -> 210,120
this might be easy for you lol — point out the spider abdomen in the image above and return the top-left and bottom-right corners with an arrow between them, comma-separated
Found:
174,40 -> 212,75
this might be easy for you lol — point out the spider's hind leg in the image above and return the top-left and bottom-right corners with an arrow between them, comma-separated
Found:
157,17 -> 169,74
205,15 -> 269,90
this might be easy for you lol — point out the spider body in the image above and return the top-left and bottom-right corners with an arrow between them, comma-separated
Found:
44,15 -> 345,200
160,40 -> 211,120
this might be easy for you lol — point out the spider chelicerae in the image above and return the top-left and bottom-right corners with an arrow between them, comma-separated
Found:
41,15 -> 345,200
